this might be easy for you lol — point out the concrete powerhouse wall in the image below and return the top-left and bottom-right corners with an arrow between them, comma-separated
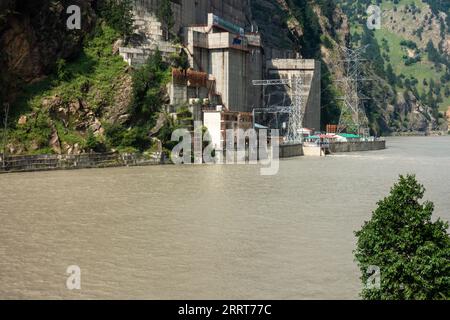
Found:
135,0 -> 250,30
228,49 -> 248,112
266,59 -> 321,131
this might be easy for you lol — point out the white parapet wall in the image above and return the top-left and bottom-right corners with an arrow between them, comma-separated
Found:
203,111 -> 223,151
303,146 -> 325,157
119,41 -> 177,66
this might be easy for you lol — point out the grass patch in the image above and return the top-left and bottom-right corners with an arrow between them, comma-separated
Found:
376,1 -> 450,111
381,0 -> 427,10
375,28 -> 450,111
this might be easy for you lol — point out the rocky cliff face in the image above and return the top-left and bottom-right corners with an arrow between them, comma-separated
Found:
0,0 -> 96,103
0,1 -> 101,155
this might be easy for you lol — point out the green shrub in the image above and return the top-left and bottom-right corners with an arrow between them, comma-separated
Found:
157,0 -> 174,40
400,40 -> 418,50
104,123 -> 126,148
98,0 -> 134,38
157,114 -> 180,150
321,35 -> 334,49
104,123 -> 151,152
85,130 -> 106,153
56,59 -> 71,82
131,50 -> 170,123
176,106 -> 192,120
169,52 -> 190,70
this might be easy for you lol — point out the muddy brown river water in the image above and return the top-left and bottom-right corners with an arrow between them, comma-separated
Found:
0,136 -> 449,299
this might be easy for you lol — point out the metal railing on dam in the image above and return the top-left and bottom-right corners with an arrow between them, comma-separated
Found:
0,152 -> 164,174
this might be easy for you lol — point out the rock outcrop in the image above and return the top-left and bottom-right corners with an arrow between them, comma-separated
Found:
0,0 -> 96,106
0,0 -> 96,83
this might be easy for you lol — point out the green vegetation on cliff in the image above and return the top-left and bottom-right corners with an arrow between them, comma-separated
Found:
1,2 -> 168,157
0,0 -> 178,155
98,0 -> 134,38
5,23 -> 128,154
104,50 -> 172,153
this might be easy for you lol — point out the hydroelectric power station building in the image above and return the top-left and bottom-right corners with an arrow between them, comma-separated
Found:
120,0 -> 321,138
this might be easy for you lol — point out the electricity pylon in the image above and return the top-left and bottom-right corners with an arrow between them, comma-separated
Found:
336,45 -> 371,137
253,76 -> 304,143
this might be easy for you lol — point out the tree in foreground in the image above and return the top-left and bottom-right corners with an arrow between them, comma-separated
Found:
355,174 -> 450,300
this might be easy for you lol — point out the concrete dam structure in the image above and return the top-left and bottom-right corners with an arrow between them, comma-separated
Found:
119,0 -> 322,132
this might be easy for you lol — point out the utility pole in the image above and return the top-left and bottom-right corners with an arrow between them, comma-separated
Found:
2,103 -> 9,170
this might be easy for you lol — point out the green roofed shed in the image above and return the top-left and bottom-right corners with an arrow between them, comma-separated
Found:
337,133 -> 361,139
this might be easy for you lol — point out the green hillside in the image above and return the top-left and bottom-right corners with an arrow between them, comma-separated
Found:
376,0 -> 450,111
341,0 -> 450,124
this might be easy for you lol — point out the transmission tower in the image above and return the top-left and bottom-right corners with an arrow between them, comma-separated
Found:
253,76 -> 304,143
336,45 -> 371,137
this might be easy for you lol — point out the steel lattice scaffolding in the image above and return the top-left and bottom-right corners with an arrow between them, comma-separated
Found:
252,77 -> 304,143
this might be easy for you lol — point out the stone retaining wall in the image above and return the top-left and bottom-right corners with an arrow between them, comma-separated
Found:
0,152 -> 163,174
